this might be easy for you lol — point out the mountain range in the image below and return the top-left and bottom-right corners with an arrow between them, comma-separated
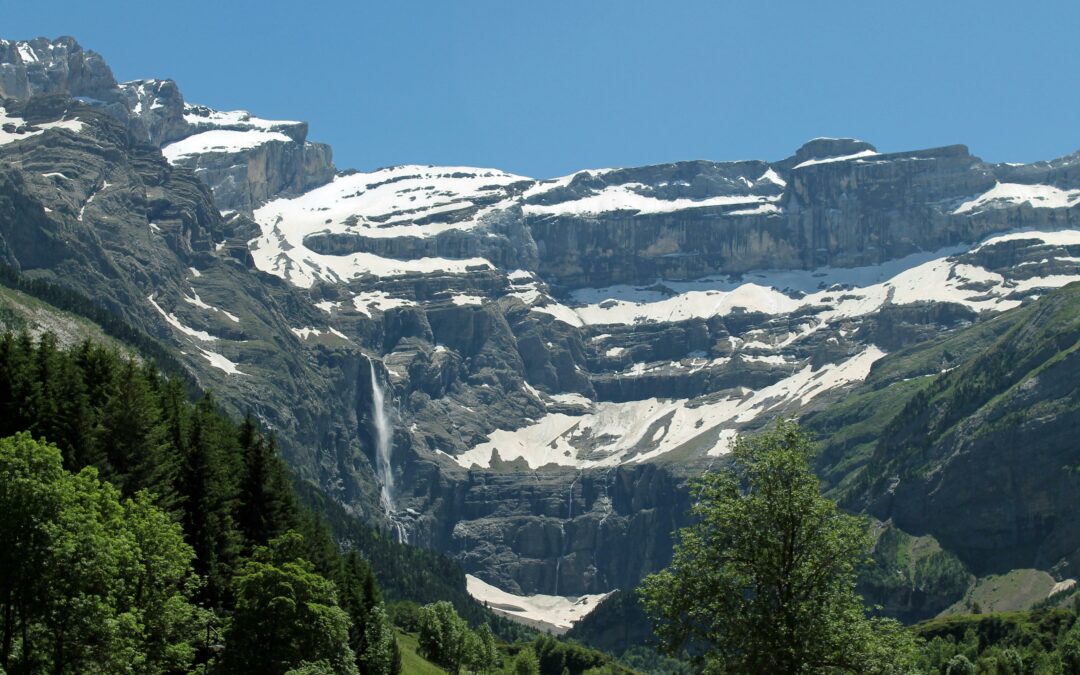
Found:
2,36 -> 1079,633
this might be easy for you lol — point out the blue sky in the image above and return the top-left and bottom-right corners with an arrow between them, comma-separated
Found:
7,1 -> 1080,177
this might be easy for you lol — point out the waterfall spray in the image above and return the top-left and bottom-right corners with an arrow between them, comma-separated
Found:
369,358 -> 405,543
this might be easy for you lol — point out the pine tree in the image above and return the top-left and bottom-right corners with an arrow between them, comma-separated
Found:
236,417 -> 300,548
96,358 -> 175,504
177,395 -> 239,608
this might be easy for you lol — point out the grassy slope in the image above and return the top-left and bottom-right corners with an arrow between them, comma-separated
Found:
396,631 -> 447,675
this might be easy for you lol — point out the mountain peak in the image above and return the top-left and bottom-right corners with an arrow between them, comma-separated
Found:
788,137 -> 877,166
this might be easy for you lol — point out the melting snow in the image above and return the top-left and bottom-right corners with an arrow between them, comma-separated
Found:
454,346 -> 884,469
0,107 -> 85,147
148,295 -> 218,341
249,166 -> 515,287
162,129 -> 292,162
16,42 -> 38,63
351,291 -> 417,317
183,290 -> 240,323
793,149 -> 879,169
182,105 -> 299,130
451,294 -> 484,306
523,184 -> 779,216
197,347 -> 244,375
465,575 -> 611,633
533,230 -> 1080,327
758,167 -> 787,187
954,183 -> 1080,214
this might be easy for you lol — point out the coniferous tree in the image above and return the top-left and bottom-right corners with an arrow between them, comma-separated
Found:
236,417 -> 300,548
340,549 -> 380,666
97,357 -> 175,504
177,394 -> 240,608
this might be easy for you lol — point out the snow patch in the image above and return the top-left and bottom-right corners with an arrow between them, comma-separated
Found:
148,295 -> 218,342
197,347 -> 244,376
793,149 -> 879,169
183,290 -> 240,323
162,129 -> 292,162
0,107 -> 85,147
954,183 -> 1080,214
523,183 -> 779,216
465,575 -> 611,633
454,347 -> 884,469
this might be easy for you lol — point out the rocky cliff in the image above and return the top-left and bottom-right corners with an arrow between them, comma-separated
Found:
3,35 -> 1080,622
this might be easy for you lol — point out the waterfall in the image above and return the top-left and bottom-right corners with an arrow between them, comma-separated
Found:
369,358 -> 406,543
554,471 -> 580,596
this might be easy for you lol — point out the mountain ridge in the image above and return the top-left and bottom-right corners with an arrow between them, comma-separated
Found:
3,35 -> 1080,632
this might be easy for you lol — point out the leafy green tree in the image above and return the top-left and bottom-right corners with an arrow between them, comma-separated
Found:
359,603 -> 400,675
1062,624 -> 1080,674
945,653 -> 975,674
472,623 -> 499,673
284,661 -> 337,675
0,432 -> 64,671
417,601 -> 469,672
177,394 -> 241,607
639,420 -> 920,674
509,647 -> 541,675
0,433 -> 203,674
999,647 -> 1023,674
95,357 -> 175,503
219,532 -> 358,675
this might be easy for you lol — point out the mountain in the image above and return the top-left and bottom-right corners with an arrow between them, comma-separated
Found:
2,36 -> 1079,630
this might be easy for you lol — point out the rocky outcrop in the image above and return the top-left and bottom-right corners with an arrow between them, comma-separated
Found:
168,133 -> 335,213
0,37 -> 117,101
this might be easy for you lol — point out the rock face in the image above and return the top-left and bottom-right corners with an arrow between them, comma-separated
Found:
0,37 -> 336,213
0,37 -> 117,101
4,36 -> 1080,610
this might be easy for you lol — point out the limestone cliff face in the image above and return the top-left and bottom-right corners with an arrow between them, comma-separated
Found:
169,131 -> 335,213
5,36 -> 1080,610
0,37 -> 336,214
526,144 -> 1077,291
0,37 -> 117,101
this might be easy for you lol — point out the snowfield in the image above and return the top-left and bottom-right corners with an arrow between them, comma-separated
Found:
162,129 -> 292,161
0,107 -> 85,146
526,229 -> 1080,328
465,574 -> 611,634
453,346 -> 885,469
954,183 -> 1080,214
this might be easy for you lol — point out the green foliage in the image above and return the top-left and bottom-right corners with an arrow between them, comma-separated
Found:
415,601 -> 504,673
284,661 -> 338,675
945,654 -> 975,674
640,420 -> 921,673
914,607 -> 1080,672
856,523 -> 973,623
0,334 -> 398,673
532,634 -> 611,675
388,601 -> 424,632
360,604 -> 401,675
509,647 -> 541,675
418,601 -> 471,672
219,531 -> 359,675
0,433 -> 206,674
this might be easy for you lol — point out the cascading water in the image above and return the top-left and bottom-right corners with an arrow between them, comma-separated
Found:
369,358 -> 406,543
554,471 -> 580,596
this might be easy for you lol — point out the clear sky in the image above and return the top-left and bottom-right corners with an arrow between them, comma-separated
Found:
7,1 -> 1080,178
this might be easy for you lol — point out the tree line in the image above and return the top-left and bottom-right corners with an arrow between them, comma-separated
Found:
0,333 -> 398,674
